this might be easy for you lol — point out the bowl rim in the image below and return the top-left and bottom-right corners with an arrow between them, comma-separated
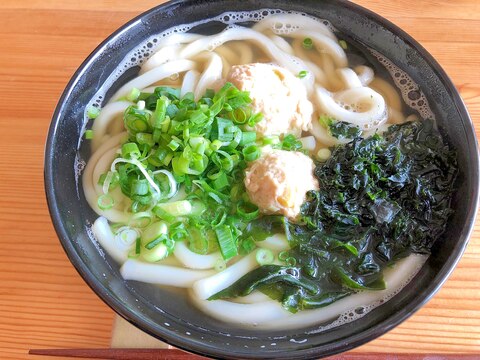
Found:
44,0 -> 480,358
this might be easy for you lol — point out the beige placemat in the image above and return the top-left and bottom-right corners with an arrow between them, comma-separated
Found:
111,315 -> 172,349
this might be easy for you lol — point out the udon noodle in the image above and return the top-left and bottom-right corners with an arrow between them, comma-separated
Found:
81,10 -> 450,329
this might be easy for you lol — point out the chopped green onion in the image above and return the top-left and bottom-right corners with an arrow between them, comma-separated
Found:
152,206 -> 175,222
121,142 -> 141,159
256,248 -> 274,265
138,91 -> 153,101
189,200 -> 207,217
167,139 -> 180,151
317,148 -> 332,161
142,221 -> 168,242
318,114 -> 334,129
165,237 -> 175,252
225,127 -> 242,149
115,226 -> 139,248
189,136 -> 208,155
189,228 -> 208,255
154,200 -> 192,217
339,40 -> 348,50
127,88 -> 141,102
281,134 -> 303,151
240,236 -> 256,255
247,113 -> 263,127
169,222 -> 188,241
298,70 -> 308,79
236,200 -> 259,220
210,96 -> 224,116
230,184 -> 243,202
239,131 -> 256,146
97,194 -> 114,210
208,192 -> 224,204
211,209 -> 227,228
232,107 -> 250,124
143,243 -> 169,262
100,170 -> 119,193
286,257 -> 297,266
212,117 -> 234,142
152,169 -> 177,199
166,103 -> 179,118
124,105 -> 150,135
155,86 -> 180,100
210,139 -> 223,151
215,225 -> 238,261
135,133 -> 154,147
85,129 -> 93,139
149,147 -> 169,166
152,97 -> 168,129
226,126 -> 237,134
302,37 -> 313,50
192,180 -> 229,202
128,211 -> 153,228
161,117 -> 171,134
144,235 -> 165,250
278,251 -> 289,261
131,179 -> 149,196
242,144 -> 260,162
135,237 -> 141,255
214,259 -> 227,272
112,157 -> 161,195
212,150 -> 234,172
263,135 -> 280,146
87,105 -> 100,119
105,82 -> 284,264
162,152 -> 174,166
212,172 -> 229,191
190,110 -> 208,125
98,173 -> 107,186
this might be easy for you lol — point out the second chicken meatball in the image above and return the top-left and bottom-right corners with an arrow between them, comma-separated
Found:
244,149 -> 319,220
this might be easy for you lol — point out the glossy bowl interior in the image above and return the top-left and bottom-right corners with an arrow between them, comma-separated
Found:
45,0 -> 479,359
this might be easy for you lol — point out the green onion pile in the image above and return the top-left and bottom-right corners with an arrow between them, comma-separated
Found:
89,83 -> 304,263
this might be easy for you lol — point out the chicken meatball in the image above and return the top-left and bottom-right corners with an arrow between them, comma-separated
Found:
244,149 -> 319,219
226,63 -> 313,138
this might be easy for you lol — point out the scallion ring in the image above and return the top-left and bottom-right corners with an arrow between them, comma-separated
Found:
111,157 -> 161,195
242,144 -> 261,162
128,211 -> 153,228
302,37 -> 313,50
115,226 -> 139,250
256,248 -> 274,265
97,194 -> 115,210
152,169 -> 177,199
236,200 -> 259,221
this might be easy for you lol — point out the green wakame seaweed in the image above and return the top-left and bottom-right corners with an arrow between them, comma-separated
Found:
210,120 -> 458,312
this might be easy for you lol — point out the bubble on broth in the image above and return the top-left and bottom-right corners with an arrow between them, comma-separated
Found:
370,49 -> 435,120
74,153 -> 86,197
74,153 -> 86,180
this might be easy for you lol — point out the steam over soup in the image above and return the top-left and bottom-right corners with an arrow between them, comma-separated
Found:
81,11 -> 457,329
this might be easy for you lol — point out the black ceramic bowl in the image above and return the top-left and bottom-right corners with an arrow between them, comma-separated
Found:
45,0 -> 479,359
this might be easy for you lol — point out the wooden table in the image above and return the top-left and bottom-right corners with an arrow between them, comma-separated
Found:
0,1 -> 479,359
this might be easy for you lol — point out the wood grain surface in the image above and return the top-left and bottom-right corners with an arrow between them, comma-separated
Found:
0,1 -> 479,359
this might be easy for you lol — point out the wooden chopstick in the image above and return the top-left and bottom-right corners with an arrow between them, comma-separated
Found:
28,348 -> 480,360
28,348 -> 207,359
